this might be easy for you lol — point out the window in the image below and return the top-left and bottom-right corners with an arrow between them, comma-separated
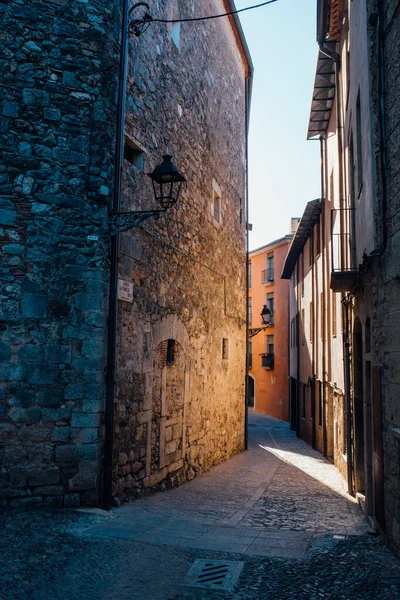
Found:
166,339 -> 175,364
222,338 -> 229,360
213,190 -> 221,222
309,238 -> 313,267
356,90 -> 363,194
248,297 -> 252,326
318,380 -> 323,427
124,135 -> 145,171
332,292 -> 337,338
211,180 -> 222,224
266,334 -> 274,355
170,9 -> 181,49
320,292 -> 324,340
301,308 -> 305,345
266,292 -> 274,315
266,253 -> 274,282
248,261 -> 252,289
310,302 -> 314,341
248,341 -> 252,369
302,383 -> 306,419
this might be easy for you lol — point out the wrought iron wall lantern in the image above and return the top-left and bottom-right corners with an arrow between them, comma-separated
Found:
248,305 -> 272,338
110,154 -> 186,234
260,304 -> 272,325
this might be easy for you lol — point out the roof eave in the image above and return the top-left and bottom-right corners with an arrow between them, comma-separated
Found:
281,200 -> 322,279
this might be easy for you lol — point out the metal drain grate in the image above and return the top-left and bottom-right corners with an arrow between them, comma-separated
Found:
184,559 -> 244,591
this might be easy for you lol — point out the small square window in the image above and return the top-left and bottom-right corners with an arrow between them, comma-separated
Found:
222,338 -> 229,360
166,339 -> 175,364
171,9 -> 181,49
213,190 -> 221,223
124,135 -> 145,171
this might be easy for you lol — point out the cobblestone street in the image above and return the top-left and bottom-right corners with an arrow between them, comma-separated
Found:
2,411 -> 400,599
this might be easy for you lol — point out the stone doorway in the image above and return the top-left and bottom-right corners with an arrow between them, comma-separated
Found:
151,339 -> 186,479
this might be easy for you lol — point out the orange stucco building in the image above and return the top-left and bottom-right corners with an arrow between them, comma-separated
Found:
248,233 -> 294,421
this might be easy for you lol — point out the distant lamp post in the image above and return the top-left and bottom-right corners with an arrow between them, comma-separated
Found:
260,304 -> 271,325
110,154 -> 186,234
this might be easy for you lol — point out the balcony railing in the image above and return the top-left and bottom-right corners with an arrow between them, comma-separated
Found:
331,208 -> 358,292
261,268 -> 274,284
261,353 -> 274,370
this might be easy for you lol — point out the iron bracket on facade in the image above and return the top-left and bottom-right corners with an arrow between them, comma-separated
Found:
248,326 -> 267,338
110,209 -> 166,234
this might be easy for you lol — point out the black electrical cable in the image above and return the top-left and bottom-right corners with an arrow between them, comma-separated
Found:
151,0 -> 278,23
130,0 -> 279,36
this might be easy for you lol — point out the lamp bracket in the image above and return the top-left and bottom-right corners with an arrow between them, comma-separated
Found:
110,209 -> 166,234
248,327 -> 267,339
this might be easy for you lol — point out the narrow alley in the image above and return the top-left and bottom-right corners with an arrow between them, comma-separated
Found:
2,412 -> 400,600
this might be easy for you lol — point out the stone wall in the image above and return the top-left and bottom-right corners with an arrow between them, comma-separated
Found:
112,0 -> 248,502
366,0 -> 400,555
0,0 -> 120,507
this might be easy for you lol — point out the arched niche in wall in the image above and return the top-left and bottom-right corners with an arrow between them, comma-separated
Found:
148,316 -> 190,481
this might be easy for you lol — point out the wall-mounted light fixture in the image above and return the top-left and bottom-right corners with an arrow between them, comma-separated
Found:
260,304 -> 272,325
110,154 -> 186,234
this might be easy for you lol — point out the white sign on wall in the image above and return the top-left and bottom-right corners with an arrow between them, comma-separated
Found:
118,279 -> 133,303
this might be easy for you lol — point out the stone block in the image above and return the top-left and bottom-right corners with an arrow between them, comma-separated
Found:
22,88 -> 49,106
44,108 -> 61,121
0,364 -> 25,381
71,412 -> 100,428
2,100 -> 19,117
51,427 -> 71,443
44,344 -> 72,363
63,493 -> 80,508
165,426 -> 173,443
0,210 -> 16,226
21,294 -> 47,319
71,427 -> 98,444
64,384 -> 85,400
137,410 -> 151,424
68,473 -> 97,491
29,365 -> 55,385
44,496 -> 63,507
53,147 -> 89,165
75,293 -> 101,311
165,440 -> 176,455
56,443 -> 100,463
9,496 -> 43,508
37,389 -> 63,408
0,342 -> 10,362
118,452 -> 128,466
18,345 -> 44,362
9,467 -> 28,488
42,407 -> 70,422
3,244 -> 24,255
33,485 -> 64,496
28,466 -> 60,486
28,407 -> 41,424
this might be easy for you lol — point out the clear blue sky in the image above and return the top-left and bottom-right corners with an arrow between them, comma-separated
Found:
235,0 -> 321,250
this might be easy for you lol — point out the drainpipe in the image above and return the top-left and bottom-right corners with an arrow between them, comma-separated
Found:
244,74 -> 251,451
103,0 -> 130,510
320,136 -> 327,457
369,0 -> 388,257
311,230 -> 316,450
296,261 -> 301,437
